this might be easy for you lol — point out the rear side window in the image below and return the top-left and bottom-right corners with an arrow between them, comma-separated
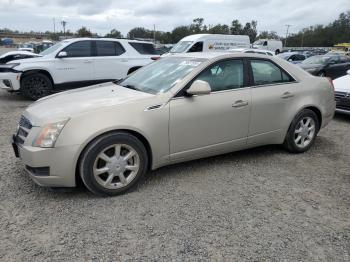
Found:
96,41 -> 125,56
63,41 -> 92,57
250,60 -> 293,86
129,42 -> 157,55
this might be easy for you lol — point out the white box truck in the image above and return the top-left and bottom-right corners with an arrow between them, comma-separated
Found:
165,34 -> 251,55
252,39 -> 283,54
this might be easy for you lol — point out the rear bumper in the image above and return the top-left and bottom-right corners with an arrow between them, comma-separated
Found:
14,139 -> 80,187
0,72 -> 21,91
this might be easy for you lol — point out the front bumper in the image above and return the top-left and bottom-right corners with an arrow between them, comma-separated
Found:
0,72 -> 21,91
12,136 -> 80,187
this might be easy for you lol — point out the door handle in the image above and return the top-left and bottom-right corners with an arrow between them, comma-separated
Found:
281,92 -> 294,99
83,60 -> 92,64
232,100 -> 248,108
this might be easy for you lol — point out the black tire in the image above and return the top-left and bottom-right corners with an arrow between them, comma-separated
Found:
283,109 -> 320,153
79,132 -> 148,196
275,49 -> 280,55
21,72 -> 53,100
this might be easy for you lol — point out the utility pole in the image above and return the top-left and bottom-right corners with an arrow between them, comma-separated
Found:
153,24 -> 156,44
53,18 -> 56,34
61,20 -> 67,37
284,24 -> 291,47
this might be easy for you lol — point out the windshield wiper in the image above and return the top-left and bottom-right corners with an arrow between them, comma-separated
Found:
120,84 -> 140,91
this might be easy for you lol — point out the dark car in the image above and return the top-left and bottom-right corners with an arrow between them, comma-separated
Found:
278,52 -> 306,64
298,55 -> 350,79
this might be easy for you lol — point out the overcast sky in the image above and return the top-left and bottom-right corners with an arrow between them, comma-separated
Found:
0,0 -> 347,36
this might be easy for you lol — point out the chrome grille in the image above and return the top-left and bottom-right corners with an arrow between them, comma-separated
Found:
16,116 -> 32,145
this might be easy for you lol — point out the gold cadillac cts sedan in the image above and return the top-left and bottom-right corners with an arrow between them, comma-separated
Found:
12,53 -> 336,196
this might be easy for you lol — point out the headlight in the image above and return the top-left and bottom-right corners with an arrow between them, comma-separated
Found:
7,63 -> 20,68
33,119 -> 69,148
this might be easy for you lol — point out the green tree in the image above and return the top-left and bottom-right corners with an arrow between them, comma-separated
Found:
105,29 -> 122,38
76,27 -> 92,37
258,31 -> 280,39
230,19 -> 243,35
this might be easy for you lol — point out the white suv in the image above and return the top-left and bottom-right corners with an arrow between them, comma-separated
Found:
0,38 -> 159,100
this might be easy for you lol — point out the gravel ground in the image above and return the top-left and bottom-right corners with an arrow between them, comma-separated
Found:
0,89 -> 349,261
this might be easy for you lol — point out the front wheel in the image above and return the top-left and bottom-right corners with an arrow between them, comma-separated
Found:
283,109 -> 319,153
21,73 -> 53,100
79,132 -> 148,196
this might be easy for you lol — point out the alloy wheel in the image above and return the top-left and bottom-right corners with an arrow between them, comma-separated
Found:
93,144 -> 140,189
294,116 -> 316,149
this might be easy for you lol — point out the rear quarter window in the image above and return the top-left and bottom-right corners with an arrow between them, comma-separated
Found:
129,42 -> 157,55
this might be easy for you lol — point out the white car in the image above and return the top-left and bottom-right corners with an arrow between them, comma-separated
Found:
253,39 -> 283,54
164,34 -> 251,56
0,38 -> 159,100
229,48 -> 275,56
334,69 -> 350,114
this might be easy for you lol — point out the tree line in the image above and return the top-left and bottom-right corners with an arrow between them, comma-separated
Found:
1,10 -> 349,47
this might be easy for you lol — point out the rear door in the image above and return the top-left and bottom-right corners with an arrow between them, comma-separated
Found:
93,40 -> 128,81
53,40 -> 94,84
247,59 -> 300,145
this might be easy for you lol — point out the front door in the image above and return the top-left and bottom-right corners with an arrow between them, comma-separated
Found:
53,40 -> 94,86
169,59 -> 251,161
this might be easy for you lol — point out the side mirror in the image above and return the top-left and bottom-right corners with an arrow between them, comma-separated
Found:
57,51 -> 67,58
347,69 -> 350,75
186,80 -> 211,96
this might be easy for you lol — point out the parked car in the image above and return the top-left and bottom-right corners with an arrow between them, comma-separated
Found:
298,54 -> 350,79
0,51 -> 41,64
0,38 -> 159,100
278,52 -> 306,64
12,53 -> 335,196
229,48 -> 274,56
164,34 -> 250,55
333,69 -> 350,114
252,39 -> 283,54
18,43 -> 35,53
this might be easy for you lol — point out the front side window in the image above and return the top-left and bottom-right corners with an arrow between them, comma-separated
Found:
250,60 -> 292,86
63,41 -> 92,57
196,59 -> 244,92
188,42 -> 203,52
96,41 -> 125,56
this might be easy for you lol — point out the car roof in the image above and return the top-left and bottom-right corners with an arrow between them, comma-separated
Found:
166,52 -> 275,60
62,38 -> 153,44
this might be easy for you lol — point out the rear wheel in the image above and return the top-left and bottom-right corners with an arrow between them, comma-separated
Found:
283,109 -> 319,153
79,132 -> 148,196
21,73 -> 53,100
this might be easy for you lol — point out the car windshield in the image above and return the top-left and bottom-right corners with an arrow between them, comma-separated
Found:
39,42 -> 64,56
118,57 -> 206,94
254,40 -> 263,45
170,41 -> 193,53
302,56 -> 330,65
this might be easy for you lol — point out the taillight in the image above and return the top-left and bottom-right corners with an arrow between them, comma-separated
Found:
326,77 -> 334,90
151,56 -> 160,61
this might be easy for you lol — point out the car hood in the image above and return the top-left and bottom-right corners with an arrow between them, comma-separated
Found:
334,75 -> 350,92
6,56 -> 48,65
24,82 -> 155,125
298,63 -> 323,70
